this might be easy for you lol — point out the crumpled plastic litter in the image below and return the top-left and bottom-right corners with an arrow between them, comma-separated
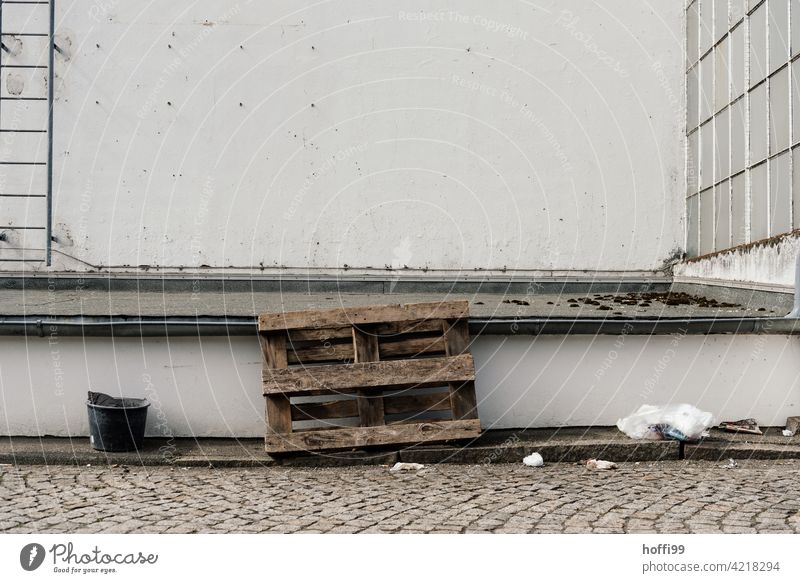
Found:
586,459 -> 617,470
389,462 -> 425,472
617,404 -> 715,441
655,424 -> 690,441
782,429 -> 795,437
87,391 -> 146,408
640,426 -> 666,440
88,391 -> 128,407
721,458 -> 737,469
522,453 -> 544,467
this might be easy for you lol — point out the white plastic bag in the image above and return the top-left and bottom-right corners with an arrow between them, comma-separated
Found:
616,404 -> 714,441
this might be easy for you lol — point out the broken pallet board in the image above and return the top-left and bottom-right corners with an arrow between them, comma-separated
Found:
258,300 -> 480,454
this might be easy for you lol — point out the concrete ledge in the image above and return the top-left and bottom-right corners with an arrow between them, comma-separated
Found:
1,276 -> 795,337
2,315 -> 798,337
684,441 -> 800,461
2,428 -> 798,467
0,274 -> 671,294
397,440 -> 678,465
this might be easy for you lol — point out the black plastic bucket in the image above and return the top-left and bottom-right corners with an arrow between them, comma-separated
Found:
87,396 -> 150,452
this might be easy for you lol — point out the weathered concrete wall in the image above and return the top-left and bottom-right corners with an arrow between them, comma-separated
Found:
2,333 -> 797,437
0,0 -> 685,274
674,230 -> 800,291
681,0 -> 800,293
686,0 -> 800,258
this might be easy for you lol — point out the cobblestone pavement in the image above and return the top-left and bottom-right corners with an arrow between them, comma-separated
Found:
2,460 -> 800,533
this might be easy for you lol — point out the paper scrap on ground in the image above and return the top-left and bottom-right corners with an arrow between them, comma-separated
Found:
585,459 -> 617,470
522,453 -> 544,467
719,418 -> 762,435
389,462 -> 425,472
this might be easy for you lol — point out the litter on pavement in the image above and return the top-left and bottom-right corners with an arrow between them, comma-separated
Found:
719,418 -> 762,435
721,459 -> 738,469
522,453 -> 544,467
585,459 -> 617,470
617,404 -> 715,441
389,462 -> 425,472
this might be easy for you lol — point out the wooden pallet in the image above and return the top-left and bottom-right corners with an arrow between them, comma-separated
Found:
258,300 -> 481,453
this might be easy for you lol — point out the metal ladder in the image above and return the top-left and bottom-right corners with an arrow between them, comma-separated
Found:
0,0 -> 53,266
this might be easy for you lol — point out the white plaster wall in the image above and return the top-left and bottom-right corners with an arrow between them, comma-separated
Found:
23,0 -> 685,274
472,334 -> 800,429
1,334 -> 798,437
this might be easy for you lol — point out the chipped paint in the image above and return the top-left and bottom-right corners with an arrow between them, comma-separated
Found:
4,36 -> 22,56
5,73 -> 24,96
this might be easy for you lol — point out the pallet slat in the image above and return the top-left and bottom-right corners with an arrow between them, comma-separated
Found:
287,327 -> 446,364
291,398 -> 359,421
260,334 -> 292,438
353,327 -> 384,426
369,319 -> 446,336
286,342 -> 353,365
265,419 -> 480,453
291,391 -> 452,422
259,300 -> 469,331
442,319 -> 479,420
384,391 -> 452,416
262,354 -> 474,395
265,380 -> 454,399
288,327 -> 352,342
379,336 -> 446,359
